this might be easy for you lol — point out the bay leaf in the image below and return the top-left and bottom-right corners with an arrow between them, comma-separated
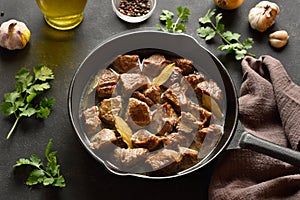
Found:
202,94 -> 223,119
152,63 -> 175,86
114,115 -> 133,148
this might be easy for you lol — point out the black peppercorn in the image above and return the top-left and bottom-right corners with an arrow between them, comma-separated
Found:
117,0 -> 151,17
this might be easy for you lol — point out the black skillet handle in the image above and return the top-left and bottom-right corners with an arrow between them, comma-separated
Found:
239,131 -> 300,167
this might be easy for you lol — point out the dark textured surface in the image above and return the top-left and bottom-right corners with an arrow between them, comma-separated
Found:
0,0 -> 299,199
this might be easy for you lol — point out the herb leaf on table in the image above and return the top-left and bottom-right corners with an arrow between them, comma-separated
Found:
14,139 -> 66,188
157,6 -> 190,33
0,65 -> 55,140
197,9 -> 255,60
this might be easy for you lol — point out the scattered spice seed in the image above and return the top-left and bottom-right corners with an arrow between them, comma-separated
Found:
118,0 -> 151,17
1,11 -> 4,17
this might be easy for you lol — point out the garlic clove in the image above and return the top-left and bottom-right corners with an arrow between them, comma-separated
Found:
0,19 -> 31,50
269,30 -> 289,48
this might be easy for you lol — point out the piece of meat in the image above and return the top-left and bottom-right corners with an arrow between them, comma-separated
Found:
170,57 -> 194,75
187,102 -> 212,128
178,147 -> 200,170
163,132 -> 193,150
148,103 -> 178,136
177,111 -> 203,134
131,129 -> 163,151
142,54 -> 167,78
144,85 -> 161,104
120,73 -> 149,95
82,106 -> 101,135
162,67 -> 183,88
162,82 -> 188,114
126,98 -> 151,127
113,147 -> 149,171
192,124 -> 223,158
111,55 -> 140,74
184,71 -> 206,88
89,128 -> 118,151
96,69 -> 119,99
145,149 -> 181,174
132,91 -> 154,107
99,96 -> 122,126
195,80 -> 222,100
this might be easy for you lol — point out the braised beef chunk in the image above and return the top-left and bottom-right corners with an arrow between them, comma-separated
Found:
113,147 -> 149,171
82,106 -> 101,135
171,57 -> 194,75
145,149 -> 181,174
178,147 -> 200,170
192,124 -> 223,155
195,80 -> 222,100
177,111 -> 202,134
132,91 -> 154,107
96,69 -> 119,99
162,82 -> 188,113
148,103 -> 178,136
111,55 -> 140,74
162,67 -> 183,88
184,71 -> 206,88
126,98 -> 151,127
144,85 -> 161,104
90,128 -> 118,151
146,54 -> 166,63
99,96 -> 122,126
187,102 -> 212,127
120,73 -> 149,95
131,129 -> 163,151
142,54 -> 167,78
163,132 -> 192,150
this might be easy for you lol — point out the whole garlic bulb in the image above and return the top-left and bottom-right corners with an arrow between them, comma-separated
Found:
269,30 -> 289,48
0,19 -> 31,50
248,1 -> 280,32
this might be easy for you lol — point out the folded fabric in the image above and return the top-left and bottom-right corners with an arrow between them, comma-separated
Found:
208,55 -> 300,200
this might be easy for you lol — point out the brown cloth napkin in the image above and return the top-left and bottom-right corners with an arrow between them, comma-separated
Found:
208,55 -> 300,200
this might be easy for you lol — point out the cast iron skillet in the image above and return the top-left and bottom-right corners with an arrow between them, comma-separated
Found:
68,29 -> 300,179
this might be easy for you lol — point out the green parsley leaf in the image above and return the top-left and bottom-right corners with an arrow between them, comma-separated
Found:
36,98 -> 55,118
197,27 -> 216,40
222,31 -> 241,42
243,38 -> 254,49
26,169 -> 45,185
14,139 -> 66,188
197,9 -> 255,60
15,68 -> 33,93
34,65 -> 55,82
31,83 -> 51,92
52,175 -> 65,187
19,107 -> 36,117
43,177 -> 54,186
177,6 -> 190,21
0,65 -> 55,140
159,10 -> 174,21
30,154 -> 43,167
215,13 -> 224,32
199,9 -> 215,24
157,6 -> 190,33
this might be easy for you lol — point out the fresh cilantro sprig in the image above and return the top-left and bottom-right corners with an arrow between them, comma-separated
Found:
156,6 -> 190,33
14,139 -> 66,188
0,65 -> 55,140
197,9 -> 255,60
